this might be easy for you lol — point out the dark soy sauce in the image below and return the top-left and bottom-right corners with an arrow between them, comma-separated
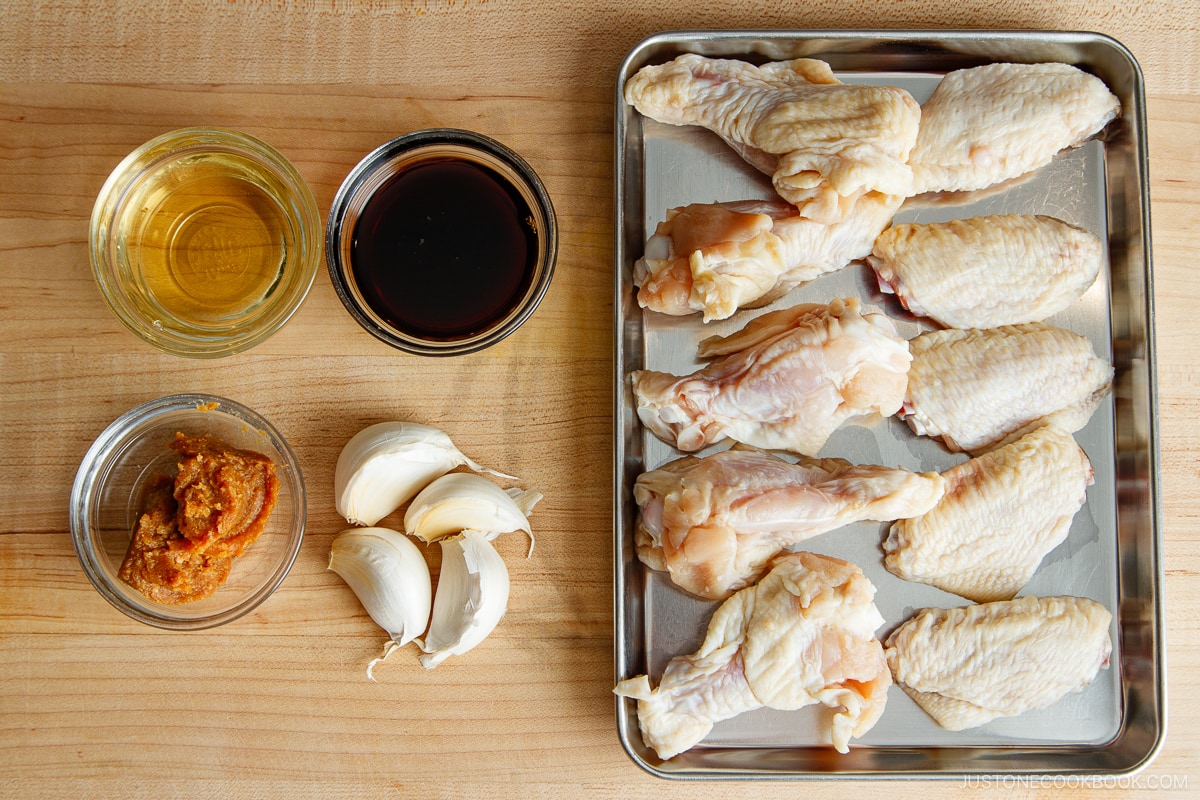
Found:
351,159 -> 538,340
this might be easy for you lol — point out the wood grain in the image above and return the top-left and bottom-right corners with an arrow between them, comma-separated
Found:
3,2 -> 1199,798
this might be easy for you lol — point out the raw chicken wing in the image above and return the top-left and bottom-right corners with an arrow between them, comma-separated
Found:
868,214 -> 1103,328
636,195 -> 901,321
615,552 -> 892,758
633,298 -> 911,455
885,596 -> 1112,730
909,62 -> 1120,195
884,426 -> 1094,602
625,54 -> 920,222
901,322 -> 1113,453
636,448 -> 945,600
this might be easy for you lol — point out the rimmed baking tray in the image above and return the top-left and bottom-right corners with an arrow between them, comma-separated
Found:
613,30 -> 1162,779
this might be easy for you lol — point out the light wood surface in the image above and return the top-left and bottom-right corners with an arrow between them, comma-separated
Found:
2,2 -> 1198,797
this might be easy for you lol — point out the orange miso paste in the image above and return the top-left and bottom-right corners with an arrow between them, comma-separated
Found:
119,432 -> 279,604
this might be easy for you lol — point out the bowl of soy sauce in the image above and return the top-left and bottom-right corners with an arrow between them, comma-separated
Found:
326,129 -> 557,355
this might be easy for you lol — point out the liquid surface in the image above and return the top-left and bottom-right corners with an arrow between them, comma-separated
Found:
351,159 -> 537,340
121,153 -> 289,327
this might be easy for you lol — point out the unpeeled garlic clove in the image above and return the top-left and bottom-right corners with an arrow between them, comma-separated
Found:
334,421 -> 515,527
404,472 -> 542,553
416,531 -> 510,670
328,527 -> 432,679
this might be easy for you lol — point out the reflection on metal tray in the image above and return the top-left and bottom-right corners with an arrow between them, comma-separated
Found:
613,30 -> 1162,779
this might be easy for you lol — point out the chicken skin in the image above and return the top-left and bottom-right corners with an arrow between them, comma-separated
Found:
909,62 -> 1120,195
625,54 -> 921,222
636,448 -> 945,600
885,596 -> 1112,731
868,215 -> 1104,328
635,195 -> 902,321
616,552 -> 892,758
633,299 -> 912,456
901,323 -> 1113,453
883,426 -> 1094,602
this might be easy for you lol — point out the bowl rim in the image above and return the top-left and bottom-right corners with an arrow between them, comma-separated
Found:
88,127 -> 321,359
324,127 -> 558,356
69,393 -> 307,630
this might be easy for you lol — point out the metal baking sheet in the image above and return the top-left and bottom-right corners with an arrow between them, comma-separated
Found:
613,30 -> 1162,779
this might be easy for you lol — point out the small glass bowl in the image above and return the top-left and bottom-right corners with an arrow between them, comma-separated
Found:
69,394 -> 306,629
326,128 -> 557,356
89,128 -> 321,358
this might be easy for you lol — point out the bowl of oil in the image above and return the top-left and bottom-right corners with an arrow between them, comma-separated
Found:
89,128 -> 321,358
325,129 -> 557,356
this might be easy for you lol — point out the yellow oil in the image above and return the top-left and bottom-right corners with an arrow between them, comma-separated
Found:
119,153 -> 290,328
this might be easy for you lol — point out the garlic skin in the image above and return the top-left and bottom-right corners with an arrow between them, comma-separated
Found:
404,472 -> 542,552
328,527 -> 432,649
335,422 -> 515,526
417,531 -> 510,670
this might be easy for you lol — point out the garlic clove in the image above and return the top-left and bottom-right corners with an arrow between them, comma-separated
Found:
328,527 -> 432,674
416,531 -> 510,670
504,486 -> 544,522
334,421 -> 515,527
404,472 -> 542,552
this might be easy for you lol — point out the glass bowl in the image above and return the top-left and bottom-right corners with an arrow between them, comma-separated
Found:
326,128 -> 557,356
89,128 -> 321,358
70,394 -> 306,629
